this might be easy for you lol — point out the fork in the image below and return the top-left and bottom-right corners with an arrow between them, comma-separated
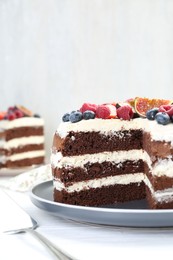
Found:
1,188 -> 74,260
4,217 -> 74,260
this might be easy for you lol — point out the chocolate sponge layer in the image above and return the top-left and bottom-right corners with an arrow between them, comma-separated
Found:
6,127 -> 44,141
53,129 -> 143,156
53,160 -> 146,185
7,156 -> 44,168
54,182 -> 146,206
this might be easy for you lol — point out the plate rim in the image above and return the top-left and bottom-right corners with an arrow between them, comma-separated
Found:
30,180 -> 173,214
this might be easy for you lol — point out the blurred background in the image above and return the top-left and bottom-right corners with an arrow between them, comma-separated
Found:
0,0 -> 173,158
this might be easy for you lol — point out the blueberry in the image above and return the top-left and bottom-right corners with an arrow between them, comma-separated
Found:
83,110 -> 95,120
69,111 -> 83,123
146,108 -> 159,120
62,113 -> 70,122
155,112 -> 170,125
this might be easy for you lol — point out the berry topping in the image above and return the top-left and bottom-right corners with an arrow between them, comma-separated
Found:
159,105 -> 173,116
155,112 -> 170,125
8,106 -> 16,113
16,105 -> 33,117
62,113 -> 70,122
96,105 -> 117,119
33,114 -> 41,118
69,111 -> 83,123
62,98 -> 173,125
15,110 -> 24,118
7,112 -> 17,121
117,105 -> 134,120
0,105 -> 40,121
80,103 -> 98,113
6,106 -> 25,120
83,110 -> 95,120
146,108 -> 159,120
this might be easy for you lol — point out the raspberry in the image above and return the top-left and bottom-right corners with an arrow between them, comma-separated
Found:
80,103 -> 98,113
96,105 -> 117,119
8,106 -> 16,113
117,105 -> 134,120
7,112 -> 16,121
15,109 -> 24,118
159,105 -> 173,116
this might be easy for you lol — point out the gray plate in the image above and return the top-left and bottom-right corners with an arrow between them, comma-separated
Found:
30,180 -> 173,228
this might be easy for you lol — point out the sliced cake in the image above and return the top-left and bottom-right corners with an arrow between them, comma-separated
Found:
0,105 -> 45,169
51,98 -> 173,209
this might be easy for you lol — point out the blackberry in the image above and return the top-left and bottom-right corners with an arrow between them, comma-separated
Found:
34,113 -> 41,118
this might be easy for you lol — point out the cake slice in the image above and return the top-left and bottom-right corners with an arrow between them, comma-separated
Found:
0,105 -> 45,169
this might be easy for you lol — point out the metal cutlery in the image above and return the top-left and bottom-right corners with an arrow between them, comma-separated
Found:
0,189 -> 74,260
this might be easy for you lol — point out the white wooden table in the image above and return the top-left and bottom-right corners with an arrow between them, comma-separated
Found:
0,180 -> 173,260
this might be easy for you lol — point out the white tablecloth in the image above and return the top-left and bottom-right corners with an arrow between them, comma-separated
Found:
1,179 -> 173,260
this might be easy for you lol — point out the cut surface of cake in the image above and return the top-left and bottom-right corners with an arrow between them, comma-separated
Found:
51,98 -> 173,209
0,105 -> 45,169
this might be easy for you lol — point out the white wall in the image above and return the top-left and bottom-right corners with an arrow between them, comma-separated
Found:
0,0 -> 173,158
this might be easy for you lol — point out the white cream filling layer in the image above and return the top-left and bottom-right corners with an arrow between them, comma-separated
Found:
145,120 -> 173,145
152,159 -> 173,177
56,118 -> 173,145
0,117 -> 44,130
0,155 -> 6,163
51,149 -> 151,169
7,150 -> 45,162
52,149 -> 173,178
57,118 -> 144,138
3,136 -> 44,149
145,176 -> 173,203
54,173 -> 144,193
0,140 -> 5,148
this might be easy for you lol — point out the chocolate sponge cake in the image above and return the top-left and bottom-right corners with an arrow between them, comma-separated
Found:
51,98 -> 173,209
